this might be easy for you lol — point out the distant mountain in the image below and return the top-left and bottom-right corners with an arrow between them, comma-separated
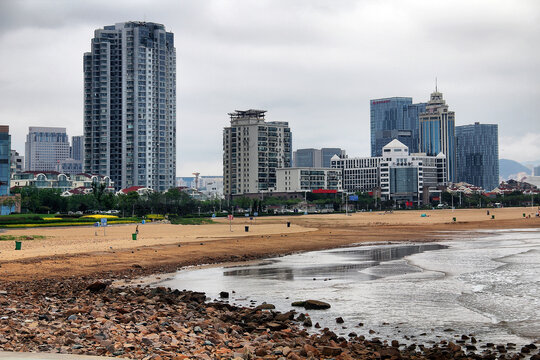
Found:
499,159 -> 531,180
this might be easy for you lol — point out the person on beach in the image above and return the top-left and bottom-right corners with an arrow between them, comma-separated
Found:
136,225 -> 139,235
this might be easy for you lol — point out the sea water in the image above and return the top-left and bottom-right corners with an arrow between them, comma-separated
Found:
157,228 -> 540,346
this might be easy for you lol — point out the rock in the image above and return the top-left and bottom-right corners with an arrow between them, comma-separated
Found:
193,326 -> 203,334
86,281 -> 107,293
314,322 -> 320,328
219,291 -> 229,298
255,348 -> 267,356
67,315 -> 77,321
335,316 -> 344,324
391,340 -> 399,347
304,299 -> 331,310
282,346 -> 292,356
321,346 -> 342,356
274,311 -> 295,322
303,317 -> 312,327
266,322 -> 286,331
255,303 -> 275,310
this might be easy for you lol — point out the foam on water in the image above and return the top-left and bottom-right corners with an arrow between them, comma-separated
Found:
157,229 -> 540,346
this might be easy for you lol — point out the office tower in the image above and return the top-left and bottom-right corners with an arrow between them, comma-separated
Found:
534,166 -> 540,176
71,136 -> 84,161
456,122 -> 499,191
84,22 -> 176,191
419,90 -> 456,182
293,148 -> 346,167
0,126 -> 10,196
370,97 -> 426,156
10,150 -> 24,174
25,127 -> 70,172
223,109 -> 292,196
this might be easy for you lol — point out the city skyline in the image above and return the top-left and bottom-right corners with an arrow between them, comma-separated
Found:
1,0 -> 539,176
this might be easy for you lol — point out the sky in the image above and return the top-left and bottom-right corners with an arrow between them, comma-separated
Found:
0,0 -> 539,176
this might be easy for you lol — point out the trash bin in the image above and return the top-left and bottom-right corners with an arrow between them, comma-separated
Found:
452,217 -> 456,222
287,222 -> 291,228
245,226 -> 249,232
132,233 -> 137,240
523,213 -> 526,218
491,215 -> 495,219
15,241 -> 22,250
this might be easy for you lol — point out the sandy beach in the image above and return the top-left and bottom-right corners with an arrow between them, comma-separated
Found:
0,207 -> 538,281
0,207 -> 539,359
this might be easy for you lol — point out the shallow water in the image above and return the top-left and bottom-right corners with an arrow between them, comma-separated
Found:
158,228 -> 540,346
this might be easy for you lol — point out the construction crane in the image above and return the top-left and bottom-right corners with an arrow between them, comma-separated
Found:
192,172 -> 200,190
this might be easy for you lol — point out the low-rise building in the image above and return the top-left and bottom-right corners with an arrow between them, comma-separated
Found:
275,168 -> 342,192
331,139 -> 447,205
11,171 -> 113,193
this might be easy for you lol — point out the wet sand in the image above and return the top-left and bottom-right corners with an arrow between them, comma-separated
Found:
0,207 -> 538,282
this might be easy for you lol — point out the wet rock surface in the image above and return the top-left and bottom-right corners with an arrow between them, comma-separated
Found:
0,276 -> 537,360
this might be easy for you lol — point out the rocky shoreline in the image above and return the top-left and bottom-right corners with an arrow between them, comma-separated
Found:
1,275 -> 538,360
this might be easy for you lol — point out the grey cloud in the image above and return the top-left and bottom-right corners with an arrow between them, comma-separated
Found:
1,0 -> 539,176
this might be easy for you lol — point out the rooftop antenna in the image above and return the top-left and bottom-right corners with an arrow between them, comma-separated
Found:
435,77 -> 438,92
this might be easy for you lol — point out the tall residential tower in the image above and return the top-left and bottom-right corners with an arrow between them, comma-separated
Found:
419,91 -> 456,182
84,22 -> 176,191
223,110 -> 292,197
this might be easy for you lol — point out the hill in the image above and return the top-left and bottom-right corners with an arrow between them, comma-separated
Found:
499,159 -> 530,180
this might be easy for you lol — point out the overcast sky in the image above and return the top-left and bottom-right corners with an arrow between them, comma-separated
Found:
1,0 -> 539,176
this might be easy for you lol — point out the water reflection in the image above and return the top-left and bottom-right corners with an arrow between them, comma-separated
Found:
223,244 -> 448,281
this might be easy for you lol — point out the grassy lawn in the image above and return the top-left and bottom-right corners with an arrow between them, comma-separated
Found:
169,217 -> 215,225
0,214 -> 139,228
0,235 -> 46,241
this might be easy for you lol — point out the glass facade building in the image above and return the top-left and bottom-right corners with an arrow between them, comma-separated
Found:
71,135 -> 84,161
294,148 -> 346,168
0,126 -> 10,196
419,91 -> 456,182
84,22 -> 176,191
456,123 -> 499,191
370,98 -> 426,156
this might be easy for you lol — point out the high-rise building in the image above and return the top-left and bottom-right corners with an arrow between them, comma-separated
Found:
223,109 -> 292,196
456,122 -> 499,191
370,97 -> 426,156
293,148 -> 346,167
10,150 -> 24,174
84,22 -> 176,191
71,135 -> 84,161
419,91 -> 456,182
0,126 -> 10,196
533,166 -> 540,176
25,127 -> 70,172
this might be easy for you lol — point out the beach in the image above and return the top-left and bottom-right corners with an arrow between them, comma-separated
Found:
0,207 -> 538,281
0,207 -> 539,359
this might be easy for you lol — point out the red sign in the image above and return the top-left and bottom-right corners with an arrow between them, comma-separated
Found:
371,100 -> 390,105
227,215 -> 234,220
312,189 -> 337,194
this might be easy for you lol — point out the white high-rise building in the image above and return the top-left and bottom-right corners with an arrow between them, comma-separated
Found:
25,127 -> 70,172
84,22 -> 176,191
223,110 -> 292,197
